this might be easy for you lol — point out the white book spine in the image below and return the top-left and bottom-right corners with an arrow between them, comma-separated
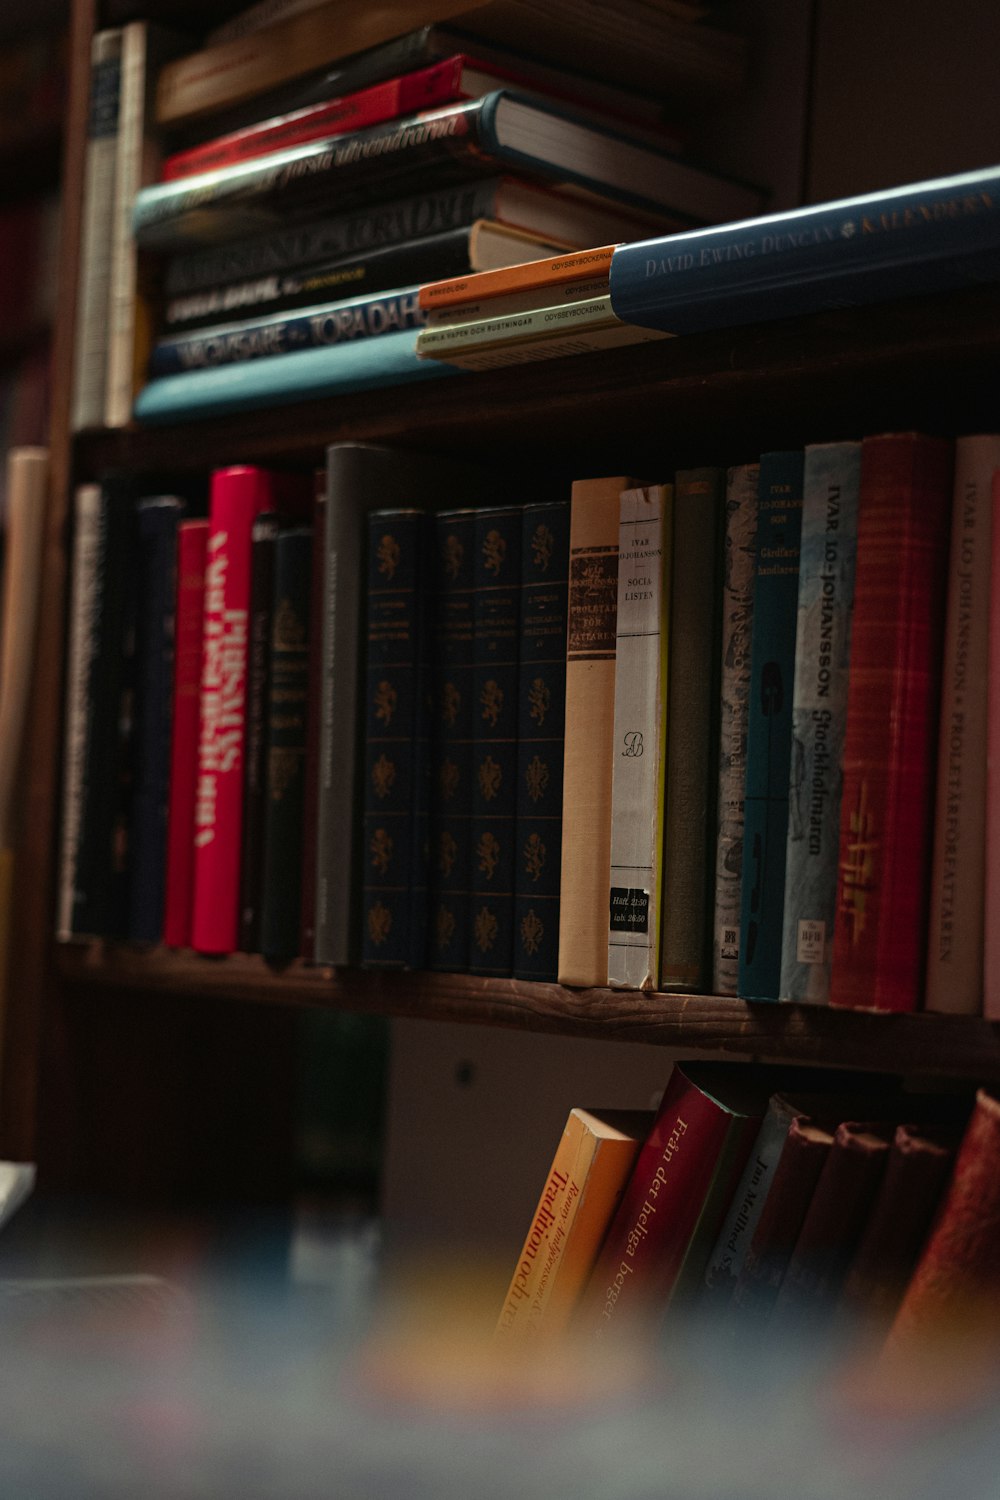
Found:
927,434 -> 1000,1013
56,486 -> 103,940
607,484 -> 671,990
104,24 -> 149,429
71,30 -> 124,433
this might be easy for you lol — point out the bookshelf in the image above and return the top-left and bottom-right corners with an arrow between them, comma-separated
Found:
4,0 -> 1000,1207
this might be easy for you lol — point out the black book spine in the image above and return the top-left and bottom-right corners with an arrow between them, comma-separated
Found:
163,178 -> 508,297
361,508 -> 433,968
127,495 -> 187,944
298,481 -> 326,961
428,509 -> 476,973
469,505 -> 522,976
512,501 -> 569,982
238,511 -> 281,953
259,526 -> 313,961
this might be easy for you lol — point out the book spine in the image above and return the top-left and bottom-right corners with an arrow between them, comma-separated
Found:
607,484 -> 672,990
428,320 -> 670,371
163,519 -> 209,948
0,448 -> 49,851
585,1066 -> 761,1335
926,436 -> 1000,1013
361,509 -> 433,968
660,467 -> 723,991
238,511 -> 281,952
738,451 -> 804,1001
701,1095 -> 795,1307
608,163 -> 1000,335
153,285 -> 426,371
558,476 -> 628,988
512,502 -> 570,983
71,30 -> 123,431
127,496 -> 186,943
297,479 -> 326,959
732,1116 -> 832,1322
712,462 -> 758,994
831,434 -> 953,1012
104,23 -> 146,429
56,486 -> 103,940
162,178 -> 510,296
134,102 -> 484,248
259,526 -> 313,960
191,467 -> 277,954
886,1090 -> 1000,1353
427,509 -> 476,973
425,275 -> 609,328
779,442 -> 861,1002
469,505 -> 522,976
417,295 -> 620,357
420,243 -> 616,309
161,56 -> 472,180
987,473 -> 1000,1020
206,0 -> 330,47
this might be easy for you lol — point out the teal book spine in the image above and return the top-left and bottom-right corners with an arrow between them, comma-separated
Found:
360,508 -> 433,969
259,526 -> 313,961
513,500 -> 569,983
469,504 -> 522,976
133,327 -> 455,424
712,462 -> 759,994
702,1094 -> 797,1307
738,450 -> 804,1001
427,509 -> 476,973
660,467 -> 724,991
779,442 -> 861,1002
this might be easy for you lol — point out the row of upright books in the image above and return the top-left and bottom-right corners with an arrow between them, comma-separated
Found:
69,0 -> 758,430
55,425 -> 1000,1019
495,1060 -> 1000,1361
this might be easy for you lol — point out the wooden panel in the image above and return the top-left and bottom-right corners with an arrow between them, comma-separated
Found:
56,942 -> 1000,1079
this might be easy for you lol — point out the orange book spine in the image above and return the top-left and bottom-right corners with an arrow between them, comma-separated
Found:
419,244 -> 617,309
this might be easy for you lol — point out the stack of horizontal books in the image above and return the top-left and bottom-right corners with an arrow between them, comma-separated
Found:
79,0 -> 765,423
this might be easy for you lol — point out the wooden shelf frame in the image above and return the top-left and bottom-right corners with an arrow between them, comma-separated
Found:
55,941 -> 1000,1079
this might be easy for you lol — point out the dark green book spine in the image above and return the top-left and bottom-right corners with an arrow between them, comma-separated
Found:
738,450 -> 805,1000
361,508 -> 433,968
259,526 -> 313,961
660,467 -> 725,990
428,509 -> 476,973
238,510 -> 281,953
469,505 -> 522,976
513,501 -> 569,982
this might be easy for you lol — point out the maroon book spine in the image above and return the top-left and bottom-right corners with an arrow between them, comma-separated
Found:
830,433 -> 953,1011
840,1122 -> 955,1331
583,1064 -> 762,1339
886,1090 -> 1000,1353
162,520 -> 209,948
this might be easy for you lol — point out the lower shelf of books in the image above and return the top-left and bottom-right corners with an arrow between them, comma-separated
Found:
54,940 -> 1000,1079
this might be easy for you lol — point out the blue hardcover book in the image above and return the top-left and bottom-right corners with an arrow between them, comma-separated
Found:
469,504 -> 523,976
428,509 -> 476,974
779,442 -> 861,1003
134,93 -> 762,251
609,164 -> 1000,334
127,494 -> 187,944
512,500 -> 569,983
712,462 -> 759,995
361,509 -> 434,969
738,451 -> 804,1002
150,285 -> 426,374
134,327 -> 456,425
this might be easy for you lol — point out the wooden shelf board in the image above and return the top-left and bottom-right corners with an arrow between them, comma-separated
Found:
54,941 -> 1000,1078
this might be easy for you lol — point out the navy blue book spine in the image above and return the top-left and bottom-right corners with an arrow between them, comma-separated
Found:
512,501 -> 569,982
609,164 -> 1000,334
427,509 -> 476,973
259,526 -> 313,961
361,508 -> 433,968
127,495 -> 187,943
469,504 -> 523,976
738,451 -> 805,1001
238,511 -> 281,953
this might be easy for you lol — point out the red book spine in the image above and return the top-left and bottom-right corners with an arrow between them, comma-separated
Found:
191,467 -> 279,955
160,57 -> 470,181
162,520 -> 209,949
983,470 -> 1000,1018
583,1066 -> 760,1338
885,1090 -> 1000,1354
830,433 -> 953,1011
